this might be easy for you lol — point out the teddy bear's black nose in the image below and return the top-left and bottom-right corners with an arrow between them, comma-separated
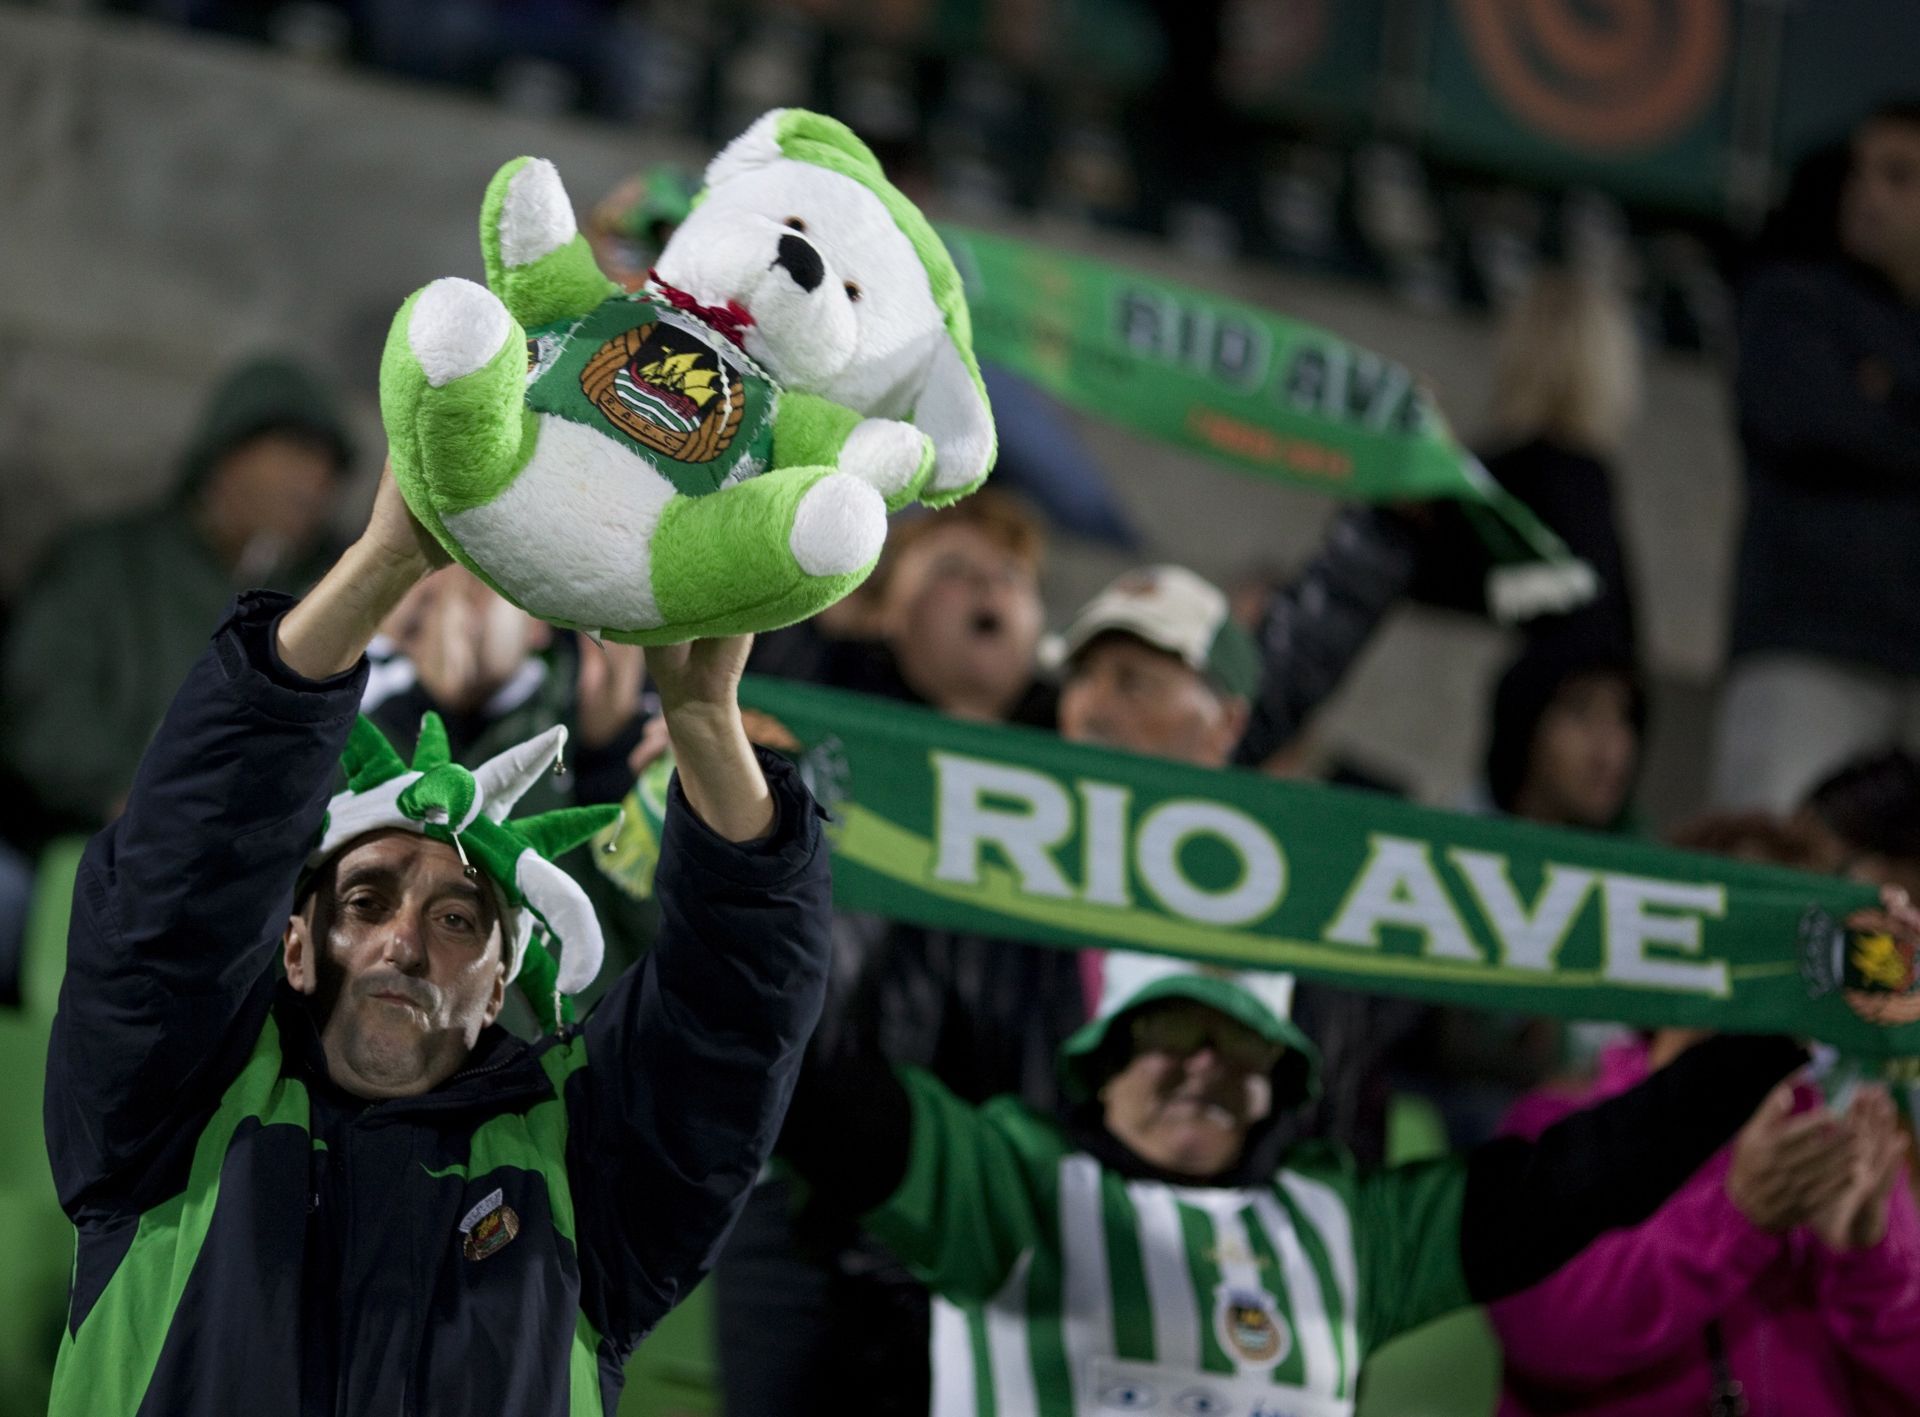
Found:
774,233 -> 825,293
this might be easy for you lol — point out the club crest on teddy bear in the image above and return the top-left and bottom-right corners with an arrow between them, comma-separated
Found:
379,109 -> 996,644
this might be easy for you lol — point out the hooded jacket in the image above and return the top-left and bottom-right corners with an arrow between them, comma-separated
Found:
1492,1039 -> 1920,1417
169,357 -> 356,501
1483,634 -> 1646,828
43,591 -> 831,1416
1730,258 -> 1920,677
1,359 -> 353,834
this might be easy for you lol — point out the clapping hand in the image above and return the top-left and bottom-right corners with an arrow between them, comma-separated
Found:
1812,1086 -> 1908,1251
1726,1083 -> 1855,1233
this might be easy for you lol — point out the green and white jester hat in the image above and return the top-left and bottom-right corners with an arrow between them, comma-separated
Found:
306,713 -> 621,1031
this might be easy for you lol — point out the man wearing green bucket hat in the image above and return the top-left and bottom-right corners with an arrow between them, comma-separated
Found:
781,945 -> 1812,1417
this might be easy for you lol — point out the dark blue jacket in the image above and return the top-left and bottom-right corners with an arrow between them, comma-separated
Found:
44,591 -> 832,1416
1732,258 -> 1920,676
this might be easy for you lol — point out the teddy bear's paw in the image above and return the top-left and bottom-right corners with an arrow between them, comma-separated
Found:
496,158 -> 578,269
790,473 -> 887,578
838,418 -> 934,510
408,277 -> 515,388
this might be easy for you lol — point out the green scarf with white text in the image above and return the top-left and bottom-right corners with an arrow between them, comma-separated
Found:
622,678 -> 1920,1064
940,226 -> 1594,621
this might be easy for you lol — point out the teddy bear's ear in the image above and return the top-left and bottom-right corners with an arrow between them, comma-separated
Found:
703,109 -> 792,190
912,337 -> 997,507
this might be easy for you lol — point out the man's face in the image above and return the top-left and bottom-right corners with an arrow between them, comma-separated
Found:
1099,1000 -> 1279,1179
284,831 -> 507,1100
1519,671 -> 1639,829
382,566 -> 550,713
881,523 -> 1043,719
1059,634 -> 1248,767
200,432 -> 340,570
1842,119 -> 1920,275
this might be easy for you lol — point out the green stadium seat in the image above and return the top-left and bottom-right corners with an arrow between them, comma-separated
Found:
620,1280 -> 720,1416
0,837 -> 86,1417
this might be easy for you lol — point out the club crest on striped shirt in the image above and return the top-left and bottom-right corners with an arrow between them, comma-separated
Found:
1215,1284 -> 1290,1369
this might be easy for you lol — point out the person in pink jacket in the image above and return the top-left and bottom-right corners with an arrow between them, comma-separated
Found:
1490,1022 -> 1920,1417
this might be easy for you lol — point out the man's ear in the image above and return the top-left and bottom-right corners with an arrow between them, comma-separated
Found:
484,943 -> 508,1027
283,908 -> 318,995
1213,695 -> 1252,761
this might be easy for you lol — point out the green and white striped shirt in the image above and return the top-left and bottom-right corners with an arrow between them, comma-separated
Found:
866,1068 -> 1472,1417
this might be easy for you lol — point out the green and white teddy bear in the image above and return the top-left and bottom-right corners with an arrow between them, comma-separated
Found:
380,109 -> 997,644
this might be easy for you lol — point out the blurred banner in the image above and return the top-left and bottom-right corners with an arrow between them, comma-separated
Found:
716,676 -> 1920,1060
1421,0 -> 1738,210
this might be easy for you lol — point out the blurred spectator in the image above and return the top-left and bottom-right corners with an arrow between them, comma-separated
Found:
1797,748 -> 1920,900
586,164 -> 697,291
1714,101 -> 1920,810
363,565 -> 653,1017
1483,637 -> 1645,832
367,566 -> 649,809
1235,270 -> 1645,776
1496,1043 -> 1919,1415
1054,564 -> 1257,763
1412,270 -> 1642,662
1124,0 -> 1260,253
1407,638 -> 1648,1148
750,488 -> 1055,725
1354,143 -> 1451,308
779,948 -> 1818,1417
760,485 -> 1423,770
0,356 -> 352,839
1492,812 -> 1920,1417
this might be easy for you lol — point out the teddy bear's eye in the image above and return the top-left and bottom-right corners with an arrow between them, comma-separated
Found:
784,216 -> 807,232
844,281 -> 863,303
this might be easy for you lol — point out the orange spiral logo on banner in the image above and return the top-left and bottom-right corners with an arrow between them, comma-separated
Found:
1453,0 -> 1729,152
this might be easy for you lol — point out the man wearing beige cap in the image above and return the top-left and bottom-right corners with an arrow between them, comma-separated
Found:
1053,563 -> 1263,769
